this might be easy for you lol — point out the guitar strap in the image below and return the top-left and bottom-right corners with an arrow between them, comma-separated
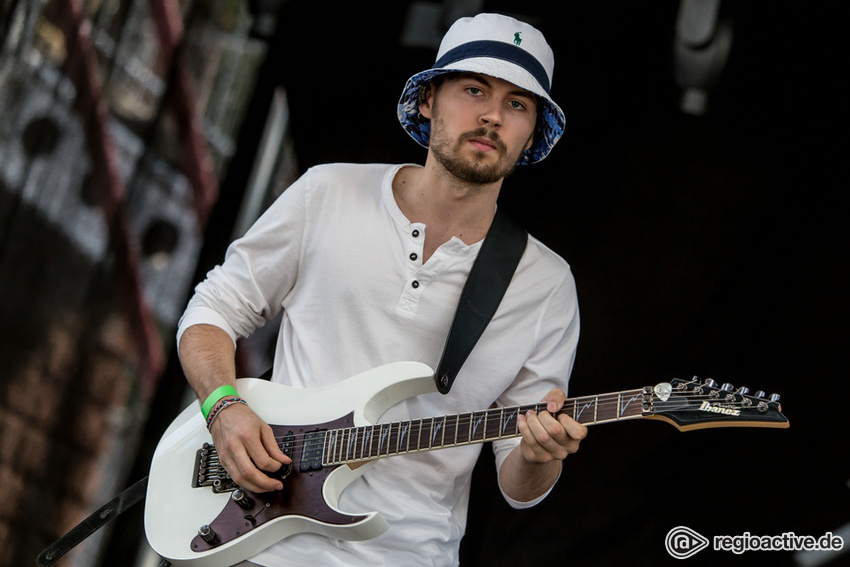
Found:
36,476 -> 149,567
435,207 -> 528,394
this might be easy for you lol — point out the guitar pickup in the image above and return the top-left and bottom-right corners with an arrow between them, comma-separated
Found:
300,430 -> 325,472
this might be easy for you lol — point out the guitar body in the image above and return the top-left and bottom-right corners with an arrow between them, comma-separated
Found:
145,361 -> 437,567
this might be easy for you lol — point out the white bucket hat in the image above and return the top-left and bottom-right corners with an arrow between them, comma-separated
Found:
398,13 -> 565,165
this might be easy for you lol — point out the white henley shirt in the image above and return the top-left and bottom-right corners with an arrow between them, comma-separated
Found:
177,162 -> 580,566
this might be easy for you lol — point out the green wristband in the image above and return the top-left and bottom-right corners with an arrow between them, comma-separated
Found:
201,385 -> 239,419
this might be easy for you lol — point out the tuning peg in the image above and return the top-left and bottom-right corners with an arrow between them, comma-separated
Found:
737,386 -> 750,395
704,378 -> 717,388
720,382 -> 734,391
769,393 -> 781,402
755,390 -> 766,399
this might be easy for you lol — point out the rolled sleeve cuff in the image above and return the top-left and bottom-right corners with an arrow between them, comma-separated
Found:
176,304 -> 240,352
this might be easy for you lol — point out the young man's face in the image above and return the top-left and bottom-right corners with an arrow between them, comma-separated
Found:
421,72 -> 538,185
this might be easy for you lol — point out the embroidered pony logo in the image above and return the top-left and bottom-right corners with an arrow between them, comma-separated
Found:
514,31 -> 522,46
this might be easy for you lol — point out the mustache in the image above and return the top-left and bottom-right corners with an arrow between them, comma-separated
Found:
459,128 -> 507,152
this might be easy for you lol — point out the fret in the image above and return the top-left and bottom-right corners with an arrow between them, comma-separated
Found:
397,421 -> 409,454
423,418 -> 435,450
487,408 -> 498,439
595,394 -> 617,423
327,430 -> 338,463
387,423 -> 396,456
502,406 -> 519,437
414,418 -> 423,452
334,429 -> 342,461
343,428 -> 352,461
430,417 -> 438,447
454,414 -> 460,445
574,397 -> 596,424
484,408 -> 502,440
358,426 -> 367,460
332,429 -> 341,463
593,395 -> 598,423
470,411 -> 485,442
378,423 -> 389,456
442,415 -> 457,448
347,427 -> 357,461
621,389 -> 644,418
362,425 -> 373,459
322,430 -> 331,464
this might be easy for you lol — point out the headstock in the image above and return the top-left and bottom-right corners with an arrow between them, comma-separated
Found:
645,377 -> 789,431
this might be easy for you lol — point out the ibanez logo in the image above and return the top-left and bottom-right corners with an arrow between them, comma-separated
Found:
699,401 -> 741,416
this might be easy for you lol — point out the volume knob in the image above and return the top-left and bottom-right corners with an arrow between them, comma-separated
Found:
198,524 -> 217,544
232,489 -> 255,509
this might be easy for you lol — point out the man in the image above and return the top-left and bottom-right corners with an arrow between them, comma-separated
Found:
176,12 -> 586,567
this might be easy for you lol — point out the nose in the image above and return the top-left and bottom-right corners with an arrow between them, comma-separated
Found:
479,101 -> 503,128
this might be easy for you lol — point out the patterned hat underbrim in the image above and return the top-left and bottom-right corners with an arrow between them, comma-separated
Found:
397,65 -> 565,165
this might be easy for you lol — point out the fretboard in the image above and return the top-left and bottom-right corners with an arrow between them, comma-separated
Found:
322,388 -> 646,466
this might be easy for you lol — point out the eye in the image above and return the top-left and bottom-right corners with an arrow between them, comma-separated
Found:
466,86 -> 484,96
508,100 -> 527,111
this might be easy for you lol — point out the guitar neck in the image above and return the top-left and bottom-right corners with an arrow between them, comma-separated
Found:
323,388 -> 647,466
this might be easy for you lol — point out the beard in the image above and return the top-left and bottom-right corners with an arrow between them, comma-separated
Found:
428,117 -> 525,185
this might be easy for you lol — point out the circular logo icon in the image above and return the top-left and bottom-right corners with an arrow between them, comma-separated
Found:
666,526 -> 710,559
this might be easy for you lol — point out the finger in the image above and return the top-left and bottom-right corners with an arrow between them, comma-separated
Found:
541,388 -> 567,414
260,425 -> 293,466
234,454 -> 283,493
528,410 -> 571,457
558,414 -> 588,442
517,411 -> 566,462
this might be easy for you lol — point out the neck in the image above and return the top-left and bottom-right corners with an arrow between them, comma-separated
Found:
393,163 -> 500,250
323,388 -> 647,465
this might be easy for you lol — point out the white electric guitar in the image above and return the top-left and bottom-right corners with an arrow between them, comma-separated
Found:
144,361 -> 788,567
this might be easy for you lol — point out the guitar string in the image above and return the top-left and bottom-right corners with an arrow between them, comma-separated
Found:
197,395 -> 777,482
200,394 -> 771,459
224,394 -> 768,447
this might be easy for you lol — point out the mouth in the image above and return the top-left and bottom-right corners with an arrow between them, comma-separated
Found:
468,137 -> 497,152
462,130 -> 505,154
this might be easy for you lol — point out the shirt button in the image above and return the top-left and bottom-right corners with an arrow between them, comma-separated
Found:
411,280 -> 420,289
409,253 -> 418,261
412,229 -> 420,237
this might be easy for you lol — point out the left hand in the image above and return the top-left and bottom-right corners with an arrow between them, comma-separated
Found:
516,388 -> 587,464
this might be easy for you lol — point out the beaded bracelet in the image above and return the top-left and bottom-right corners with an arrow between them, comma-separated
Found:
201,385 -> 239,419
205,396 -> 247,431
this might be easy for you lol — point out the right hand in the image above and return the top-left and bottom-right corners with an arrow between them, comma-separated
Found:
208,402 -> 292,493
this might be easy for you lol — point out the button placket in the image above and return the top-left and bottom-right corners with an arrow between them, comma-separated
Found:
398,223 -> 427,311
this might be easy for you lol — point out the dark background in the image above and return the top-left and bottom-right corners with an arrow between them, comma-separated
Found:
117,1 -> 849,565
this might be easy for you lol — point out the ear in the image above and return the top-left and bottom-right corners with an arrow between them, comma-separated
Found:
418,83 -> 435,119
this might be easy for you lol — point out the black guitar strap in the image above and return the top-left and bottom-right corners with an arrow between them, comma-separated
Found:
435,207 -> 528,394
36,476 -> 149,567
